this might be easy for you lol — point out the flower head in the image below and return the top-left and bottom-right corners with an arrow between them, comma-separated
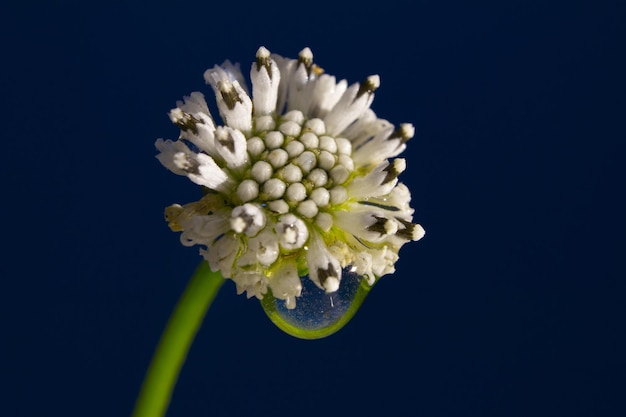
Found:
157,47 -> 424,309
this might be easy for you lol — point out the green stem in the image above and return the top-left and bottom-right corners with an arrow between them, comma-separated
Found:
132,262 -> 224,417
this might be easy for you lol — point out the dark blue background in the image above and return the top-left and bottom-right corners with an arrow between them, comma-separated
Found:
2,1 -> 625,416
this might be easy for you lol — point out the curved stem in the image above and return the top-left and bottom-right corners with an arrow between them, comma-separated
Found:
132,262 -> 224,417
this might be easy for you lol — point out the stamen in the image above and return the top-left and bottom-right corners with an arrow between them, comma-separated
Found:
381,158 -> 406,184
297,47 -> 314,75
170,109 -> 200,134
356,75 -> 380,98
366,215 -> 396,236
255,46 -> 273,78
388,123 -> 415,144
395,218 -> 426,241
251,160 -> 273,183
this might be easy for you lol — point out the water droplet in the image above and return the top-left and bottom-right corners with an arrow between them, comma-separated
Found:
260,267 -> 372,339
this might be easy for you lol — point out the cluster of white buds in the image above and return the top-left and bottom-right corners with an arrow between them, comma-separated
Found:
156,47 -> 424,308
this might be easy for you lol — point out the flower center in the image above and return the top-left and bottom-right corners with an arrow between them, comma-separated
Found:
232,109 -> 353,232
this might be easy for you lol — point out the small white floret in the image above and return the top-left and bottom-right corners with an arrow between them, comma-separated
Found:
214,126 -> 248,170
281,163 -> 303,183
285,182 -> 307,202
247,137 -> 265,157
299,132 -> 319,149
310,188 -> 330,207
237,179 -> 259,203
275,213 -> 309,250
315,212 -> 333,231
329,186 -> 347,205
268,149 -> 288,168
255,115 -> 276,131
269,261 -> 302,309
251,46 -> 281,116
296,151 -> 317,173
282,110 -> 305,124
264,131 -> 284,149
263,178 -> 286,199
308,168 -> 328,187
317,150 -> 336,171
268,199 -> 289,214
230,203 -> 265,236
297,199 -> 319,218
319,136 -> 337,153
251,160 -> 273,183
285,140 -> 305,157
330,165 -> 349,184
304,118 -> 327,135
279,120 -> 301,137
306,232 -> 342,293
212,79 -> 253,134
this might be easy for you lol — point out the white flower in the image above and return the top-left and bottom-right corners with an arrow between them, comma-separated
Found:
157,47 -> 425,308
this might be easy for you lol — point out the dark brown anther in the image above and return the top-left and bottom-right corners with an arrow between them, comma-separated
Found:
256,54 -> 273,79
395,218 -> 417,241
356,75 -> 380,99
219,81 -> 243,110
367,215 -> 391,236
175,112 -> 201,135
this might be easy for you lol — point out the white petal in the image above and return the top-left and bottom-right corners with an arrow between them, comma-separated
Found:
254,229 -> 280,265
231,271 -> 268,299
361,182 -> 415,220
340,109 -> 382,147
269,261 -> 302,309
201,233 -> 239,278
306,232 -> 342,293
388,220 -> 425,245
179,213 -> 230,247
334,208 -> 398,243
203,60 -> 248,94
237,228 -> 279,267
308,75 -> 348,119
157,143 -> 230,191
169,93 -> 218,155
251,46 -> 281,115
285,48 -> 318,114
352,123 -> 414,166
155,138 -> 191,176
174,92 -> 215,128
214,126 -> 248,170
187,152 -> 233,192
271,54 -> 296,114
351,251 -> 376,285
370,246 -> 398,278
346,159 -> 401,199
323,75 -> 379,136
204,65 -> 252,133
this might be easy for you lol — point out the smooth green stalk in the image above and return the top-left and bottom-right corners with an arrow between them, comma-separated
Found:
132,262 -> 224,417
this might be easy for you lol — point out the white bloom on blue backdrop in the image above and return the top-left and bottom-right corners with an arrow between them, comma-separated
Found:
157,47 -> 424,309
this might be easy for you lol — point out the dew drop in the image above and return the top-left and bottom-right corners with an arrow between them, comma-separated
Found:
261,267 -> 372,339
